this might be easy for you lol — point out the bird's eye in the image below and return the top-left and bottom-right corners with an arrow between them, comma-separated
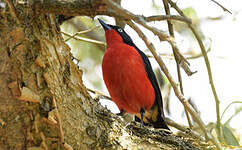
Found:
117,28 -> 123,32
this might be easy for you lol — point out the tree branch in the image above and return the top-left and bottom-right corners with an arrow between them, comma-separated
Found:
144,15 -> 192,24
25,0 -> 192,25
165,118 -> 204,141
33,0 -> 109,16
61,31 -> 106,46
64,26 -> 100,42
162,0 -> 193,128
167,0 -> 223,147
210,0 -> 232,14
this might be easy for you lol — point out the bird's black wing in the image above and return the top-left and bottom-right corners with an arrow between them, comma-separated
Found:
133,45 -> 169,130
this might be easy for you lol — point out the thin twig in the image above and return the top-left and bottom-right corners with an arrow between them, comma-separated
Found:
167,0 -> 223,147
65,26 -> 100,42
165,118 -> 204,141
169,0 -> 223,140
146,47 -> 211,60
103,0 -> 195,77
144,15 -> 192,24
61,31 -> 106,46
162,0 -> 193,128
126,20 -> 221,149
87,88 -> 112,101
210,0 -> 232,14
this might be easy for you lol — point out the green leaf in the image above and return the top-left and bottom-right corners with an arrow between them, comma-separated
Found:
222,125 -> 240,146
183,7 -> 198,22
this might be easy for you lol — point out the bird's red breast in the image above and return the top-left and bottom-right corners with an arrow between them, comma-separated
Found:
102,30 -> 155,114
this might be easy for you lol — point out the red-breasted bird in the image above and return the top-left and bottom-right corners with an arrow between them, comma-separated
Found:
99,19 -> 169,130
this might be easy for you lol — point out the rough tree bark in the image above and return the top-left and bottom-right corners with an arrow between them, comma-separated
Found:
0,0 -> 213,149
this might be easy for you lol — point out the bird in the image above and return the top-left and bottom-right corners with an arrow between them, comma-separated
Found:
98,19 -> 169,130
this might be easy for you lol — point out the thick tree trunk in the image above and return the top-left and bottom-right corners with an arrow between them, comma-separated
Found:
0,0 -> 212,149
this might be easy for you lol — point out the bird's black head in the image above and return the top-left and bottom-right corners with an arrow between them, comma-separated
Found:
98,19 -> 134,46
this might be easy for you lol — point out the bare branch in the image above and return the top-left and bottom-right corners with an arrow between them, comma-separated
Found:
61,31 -> 106,46
144,15 -> 192,24
210,0 -> 232,14
167,0 -> 222,148
162,0 -> 193,128
64,26 -> 100,42
33,0 -> 109,16
14,0 -> 190,24
146,48 -> 211,60
165,118 -> 204,141
87,88 -> 112,101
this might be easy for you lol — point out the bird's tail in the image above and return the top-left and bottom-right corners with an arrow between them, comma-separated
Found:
135,105 -> 170,131
152,112 -> 170,130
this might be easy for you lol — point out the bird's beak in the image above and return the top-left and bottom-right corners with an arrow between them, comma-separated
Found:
98,19 -> 112,31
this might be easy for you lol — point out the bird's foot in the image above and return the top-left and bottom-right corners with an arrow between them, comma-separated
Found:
140,108 -> 145,127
